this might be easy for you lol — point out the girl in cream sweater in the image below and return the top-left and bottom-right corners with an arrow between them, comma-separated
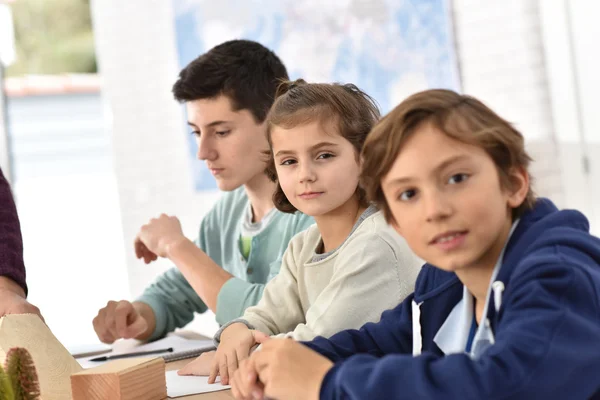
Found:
178,80 -> 422,384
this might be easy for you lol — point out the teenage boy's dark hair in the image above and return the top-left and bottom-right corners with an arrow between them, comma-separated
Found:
172,40 -> 289,123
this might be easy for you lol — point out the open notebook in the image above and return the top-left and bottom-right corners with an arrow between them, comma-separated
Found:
75,335 -> 215,369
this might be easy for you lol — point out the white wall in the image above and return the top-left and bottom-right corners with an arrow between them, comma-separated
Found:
539,0 -> 600,234
7,92 -> 129,348
569,0 -> 600,234
90,0 -> 221,336
452,0 -> 564,205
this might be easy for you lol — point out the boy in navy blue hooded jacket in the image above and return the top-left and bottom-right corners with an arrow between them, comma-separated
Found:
227,89 -> 600,400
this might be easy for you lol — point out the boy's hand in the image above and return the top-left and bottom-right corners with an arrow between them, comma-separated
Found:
134,238 -> 158,264
209,323 -> 269,385
177,350 -> 216,376
135,214 -> 187,260
92,300 -> 149,344
233,338 -> 333,400
231,358 -> 264,400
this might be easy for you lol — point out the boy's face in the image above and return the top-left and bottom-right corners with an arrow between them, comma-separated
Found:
186,95 -> 270,191
380,123 -> 528,273
271,121 -> 361,217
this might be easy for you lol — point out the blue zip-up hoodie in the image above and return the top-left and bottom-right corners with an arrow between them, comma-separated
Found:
304,199 -> 600,399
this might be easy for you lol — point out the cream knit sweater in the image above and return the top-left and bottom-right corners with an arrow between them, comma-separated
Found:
218,207 -> 423,342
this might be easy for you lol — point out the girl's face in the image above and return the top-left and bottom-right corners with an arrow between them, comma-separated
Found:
271,121 -> 361,217
380,123 -> 528,274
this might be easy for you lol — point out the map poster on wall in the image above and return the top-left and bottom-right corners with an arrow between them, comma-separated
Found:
172,0 -> 460,191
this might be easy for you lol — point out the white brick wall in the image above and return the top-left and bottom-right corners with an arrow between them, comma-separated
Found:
452,0 -> 564,205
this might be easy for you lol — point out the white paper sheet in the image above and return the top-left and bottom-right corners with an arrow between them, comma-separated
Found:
166,370 -> 230,397
76,335 -> 214,369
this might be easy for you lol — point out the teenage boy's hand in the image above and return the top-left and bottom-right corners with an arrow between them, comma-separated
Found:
135,214 -> 187,260
92,300 -> 151,344
231,337 -> 333,400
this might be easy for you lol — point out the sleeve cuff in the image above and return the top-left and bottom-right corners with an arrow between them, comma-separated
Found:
215,277 -> 251,325
136,295 -> 169,342
1,272 -> 28,297
320,362 -> 343,400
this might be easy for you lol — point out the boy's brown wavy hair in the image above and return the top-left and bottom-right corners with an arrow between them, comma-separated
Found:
361,89 -> 536,222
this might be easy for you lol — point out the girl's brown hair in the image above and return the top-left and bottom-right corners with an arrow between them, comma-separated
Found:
361,89 -> 536,222
265,79 -> 380,213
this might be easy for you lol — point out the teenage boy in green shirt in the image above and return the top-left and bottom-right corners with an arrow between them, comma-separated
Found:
92,40 -> 314,343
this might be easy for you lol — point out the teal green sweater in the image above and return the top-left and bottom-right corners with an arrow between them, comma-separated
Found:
137,187 -> 314,340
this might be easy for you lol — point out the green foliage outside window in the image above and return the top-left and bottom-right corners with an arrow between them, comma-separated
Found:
6,0 -> 96,77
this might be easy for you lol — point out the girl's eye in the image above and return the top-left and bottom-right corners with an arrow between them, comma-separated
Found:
317,153 -> 334,160
215,130 -> 230,137
398,189 -> 416,201
280,159 -> 297,166
191,130 -> 200,137
448,173 -> 469,184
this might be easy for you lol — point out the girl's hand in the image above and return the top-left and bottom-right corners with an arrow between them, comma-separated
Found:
177,350 -> 216,376
208,323 -> 269,385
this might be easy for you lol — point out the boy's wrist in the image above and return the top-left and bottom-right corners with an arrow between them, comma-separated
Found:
165,236 -> 193,259
132,301 -> 156,341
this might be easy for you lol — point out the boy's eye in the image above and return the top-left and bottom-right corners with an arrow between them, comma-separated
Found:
398,189 -> 417,201
280,159 -> 297,166
448,173 -> 469,184
215,130 -> 230,137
